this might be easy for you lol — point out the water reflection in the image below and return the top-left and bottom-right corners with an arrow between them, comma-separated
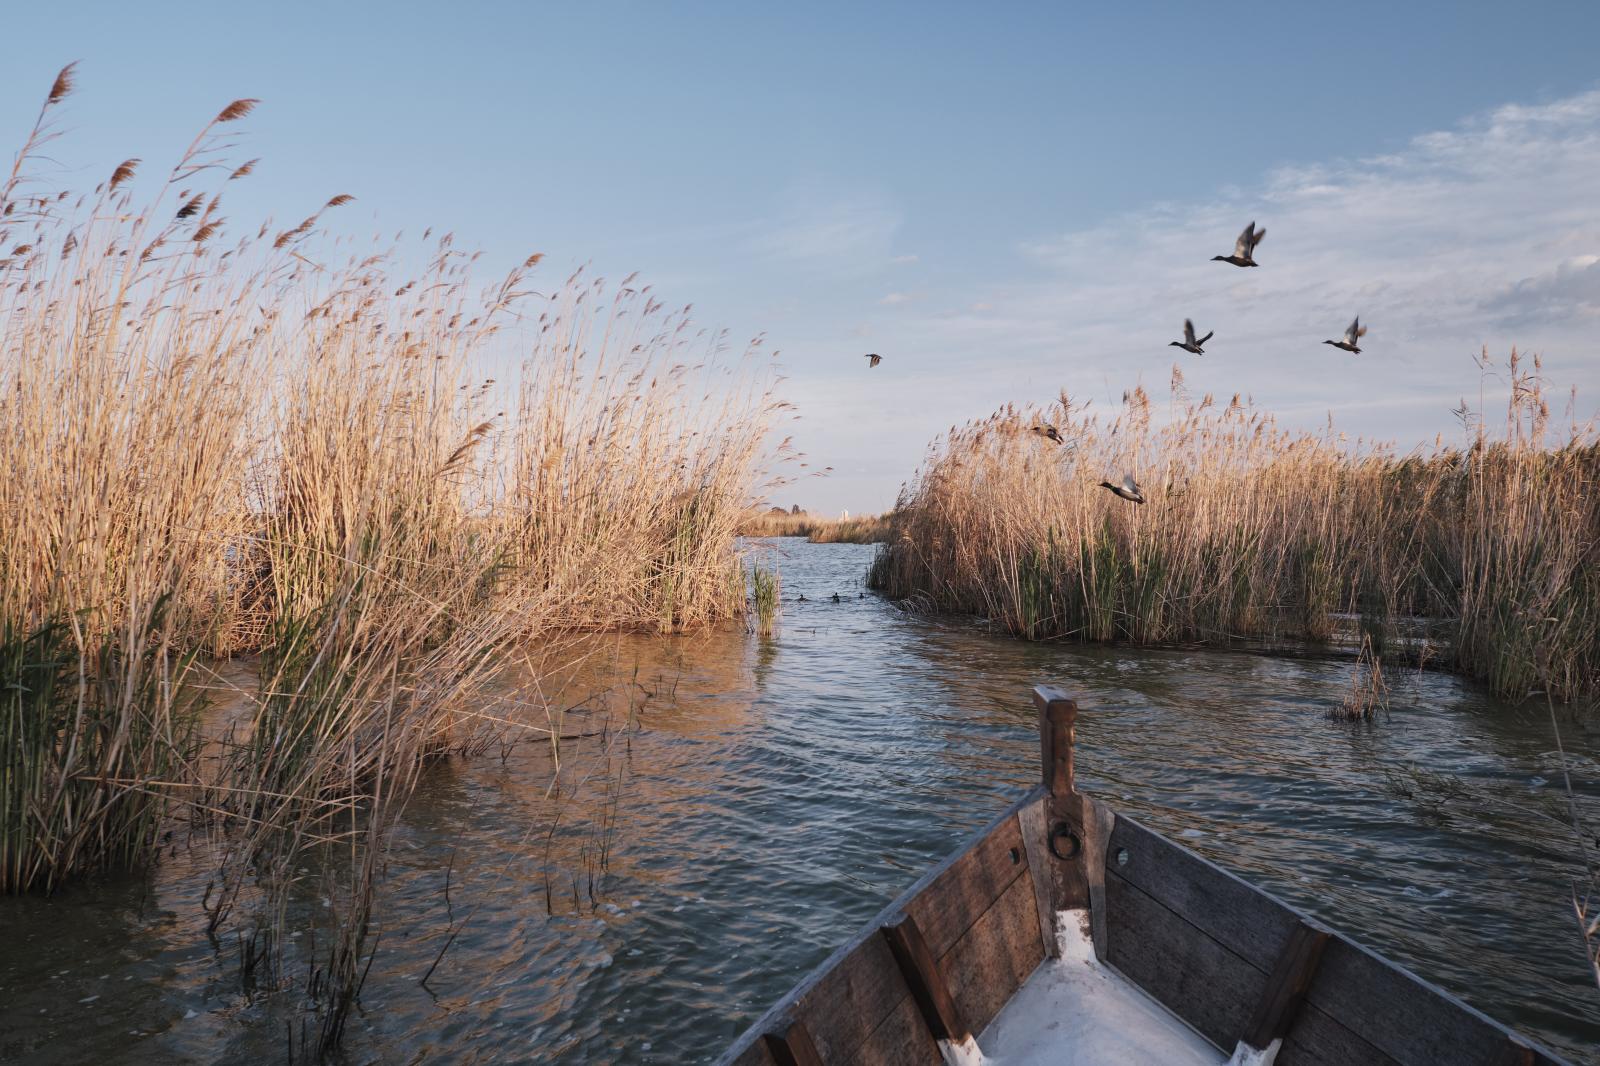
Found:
0,539 -> 1595,1064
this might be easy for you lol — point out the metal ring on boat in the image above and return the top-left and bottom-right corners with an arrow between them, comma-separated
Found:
1048,822 -> 1082,861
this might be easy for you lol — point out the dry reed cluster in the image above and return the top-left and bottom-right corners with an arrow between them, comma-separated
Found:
738,509 -> 896,543
871,359 -> 1599,703
0,68 -> 780,1054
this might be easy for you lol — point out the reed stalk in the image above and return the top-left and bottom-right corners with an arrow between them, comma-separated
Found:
873,357 -> 1599,703
2,66 -> 782,1054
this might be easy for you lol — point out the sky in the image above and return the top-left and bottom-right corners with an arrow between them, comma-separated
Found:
5,2 -> 1599,513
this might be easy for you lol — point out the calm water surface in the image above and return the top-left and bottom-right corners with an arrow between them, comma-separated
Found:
2,539 -> 1597,1063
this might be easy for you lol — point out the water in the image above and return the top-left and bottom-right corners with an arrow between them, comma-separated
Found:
2,539 -> 1597,1064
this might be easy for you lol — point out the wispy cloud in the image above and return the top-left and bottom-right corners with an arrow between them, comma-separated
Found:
897,89 -> 1600,442
748,183 -> 902,273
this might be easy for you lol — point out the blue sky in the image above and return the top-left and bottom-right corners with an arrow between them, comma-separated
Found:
6,2 -> 1600,512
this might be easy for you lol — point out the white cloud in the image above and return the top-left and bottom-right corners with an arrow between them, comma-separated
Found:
748,184 -> 902,273
890,254 -> 920,265
879,291 -> 915,306
903,89 -> 1600,445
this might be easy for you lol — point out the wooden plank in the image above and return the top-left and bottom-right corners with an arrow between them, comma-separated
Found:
1033,685 -> 1077,798
1278,1001 -> 1402,1066
1108,816 -> 1299,971
1080,791 -> 1116,961
799,933 -> 911,1064
882,913 -> 968,1042
846,994 -> 944,1066
714,789 -> 1041,1066
1240,920 -> 1330,1050
763,1019 -> 824,1066
727,1038 -> 780,1066
1304,935 -> 1564,1066
1104,868 -> 1264,1050
938,864 -> 1047,1035
1015,794 -> 1057,957
903,809 -> 1028,959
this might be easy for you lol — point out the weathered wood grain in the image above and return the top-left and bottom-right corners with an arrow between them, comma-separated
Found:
903,810 -> 1027,959
1034,686 -> 1077,798
763,1019 -> 824,1066
1079,791 -> 1116,961
1278,1002 -> 1403,1066
1105,869 -> 1263,1050
1241,920 -> 1331,1050
883,913 -> 967,1042
714,790 -> 1039,1066
1015,795 -> 1057,957
798,933 -> 910,1064
727,1037 -> 780,1066
1305,935 -> 1556,1066
939,865 -> 1047,1035
1108,816 -> 1299,971
846,993 -> 943,1066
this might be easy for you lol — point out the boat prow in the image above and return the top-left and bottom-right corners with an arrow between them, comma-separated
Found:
718,685 -> 1568,1066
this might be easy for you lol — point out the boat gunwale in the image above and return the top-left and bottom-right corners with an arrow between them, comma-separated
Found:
715,783 -> 1047,1064
714,688 -> 1574,1066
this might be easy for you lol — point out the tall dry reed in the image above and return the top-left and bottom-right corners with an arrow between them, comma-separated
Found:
2,66 -> 782,1052
1,71 -> 268,890
738,510 -> 895,543
873,357 -> 1599,702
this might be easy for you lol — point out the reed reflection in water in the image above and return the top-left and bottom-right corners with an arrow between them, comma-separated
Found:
0,539 -> 1595,1064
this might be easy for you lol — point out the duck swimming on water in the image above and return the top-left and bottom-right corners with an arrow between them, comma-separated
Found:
1212,221 -> 1265,267
1323,316 -> 1367,354
1099,474 -> 1146,505
1169,319 -> 1212,355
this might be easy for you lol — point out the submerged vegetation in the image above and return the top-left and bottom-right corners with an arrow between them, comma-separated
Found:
871,358 -> 1599,703
0,67 -> 781,1053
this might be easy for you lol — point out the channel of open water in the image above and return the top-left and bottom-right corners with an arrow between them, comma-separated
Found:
1,539 -> 1597,1063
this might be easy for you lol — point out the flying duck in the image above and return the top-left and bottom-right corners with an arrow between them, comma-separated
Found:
1323,316 -> 1367,354
1099,474 -> 1146,505
1169,319 -> 1212,355
1031,423 -> 1064,444
1213,221 -> 1265,267
864,353 -> 882,368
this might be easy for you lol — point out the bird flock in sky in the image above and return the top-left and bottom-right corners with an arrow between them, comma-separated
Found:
862,220 -> 1371,507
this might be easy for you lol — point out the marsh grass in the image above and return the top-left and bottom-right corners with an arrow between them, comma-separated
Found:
1335,637 -> 1390,721
739,510 -> 896,543
873,357 -> 1599,703
748,562 -> 782,637
2,66 -> 782,1055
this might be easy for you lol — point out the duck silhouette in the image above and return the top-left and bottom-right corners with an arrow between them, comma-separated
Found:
1323,316 -> 1367,354
1099,473 -> 1146,505
1169,319 -> 1212,355
1212,221 -> 1265,267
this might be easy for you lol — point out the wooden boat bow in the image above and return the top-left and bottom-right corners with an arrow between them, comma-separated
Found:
718,684 -> 1568,1066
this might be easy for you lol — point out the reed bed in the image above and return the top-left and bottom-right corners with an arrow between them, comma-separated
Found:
739,510 -> 896,543
1,67 -> 781,1052
871,358 -> 1599,703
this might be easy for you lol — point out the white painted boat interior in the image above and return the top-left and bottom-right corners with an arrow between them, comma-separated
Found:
970,911 -> 1225,1066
